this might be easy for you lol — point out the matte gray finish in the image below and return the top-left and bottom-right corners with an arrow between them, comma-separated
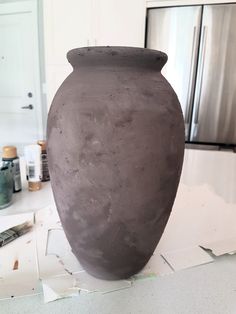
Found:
47,47 -> 184,280
191,4 -> 236,144
147,6 -> 202,140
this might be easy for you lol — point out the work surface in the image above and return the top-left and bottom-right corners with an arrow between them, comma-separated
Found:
0,148 -> 236,313
1,253 -> 236,314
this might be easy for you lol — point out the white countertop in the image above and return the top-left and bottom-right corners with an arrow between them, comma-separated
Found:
0,181 -> 54,216
0,253 -> 236,314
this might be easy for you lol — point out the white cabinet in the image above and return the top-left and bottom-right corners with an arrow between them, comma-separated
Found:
43,0 -> 146,108
43,0 -> 92,65
43,0 -> 93,107
93,0 -> 146,47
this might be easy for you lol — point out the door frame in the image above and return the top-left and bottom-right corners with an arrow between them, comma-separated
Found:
0,0 -> 44,142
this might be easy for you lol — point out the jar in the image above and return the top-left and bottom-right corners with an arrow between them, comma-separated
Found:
2,146 -> 22,193
0,166 -> 13,209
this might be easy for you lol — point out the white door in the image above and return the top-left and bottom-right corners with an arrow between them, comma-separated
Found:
0,1 -> 43,153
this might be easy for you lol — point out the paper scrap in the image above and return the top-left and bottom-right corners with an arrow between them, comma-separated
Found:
0,212 -> 39,299
35,224 -> 68,279
201,237 -> 236,256
35,205 -> 61,229
46,228 -> 84,274
154,182 -> 236,271
42,275 -> 79,303
161,246 -> 214,271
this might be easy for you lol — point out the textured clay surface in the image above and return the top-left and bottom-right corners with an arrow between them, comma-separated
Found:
47,47 -> 185,280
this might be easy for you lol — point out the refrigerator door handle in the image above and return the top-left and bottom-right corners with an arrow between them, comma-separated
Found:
194,26 -> 207,124
185,26 -> 197,125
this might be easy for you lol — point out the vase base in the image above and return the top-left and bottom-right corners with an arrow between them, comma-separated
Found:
77,256 -> 149,281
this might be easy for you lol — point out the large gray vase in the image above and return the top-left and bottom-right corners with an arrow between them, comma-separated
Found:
47,47 -> 185,280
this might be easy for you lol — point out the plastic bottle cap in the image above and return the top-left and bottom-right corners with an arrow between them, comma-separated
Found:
2,146 -> 17,159
37,140 -> 46,151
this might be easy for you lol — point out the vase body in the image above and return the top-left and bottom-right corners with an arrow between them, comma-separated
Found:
47,47 -> 185,280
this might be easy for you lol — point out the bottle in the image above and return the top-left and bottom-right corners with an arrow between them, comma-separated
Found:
0,166 -> 13,209
24,145 -> 42,191
37,140 -> 50,182
2,146 -> 22,193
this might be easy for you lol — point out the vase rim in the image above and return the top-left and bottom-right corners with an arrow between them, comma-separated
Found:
67,46 -> 167,71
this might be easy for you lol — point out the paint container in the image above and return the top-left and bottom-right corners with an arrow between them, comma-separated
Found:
24,145 -> 42,191
37,140 -> 50,182
0,166 -> 13,209
2,146 -> 22,193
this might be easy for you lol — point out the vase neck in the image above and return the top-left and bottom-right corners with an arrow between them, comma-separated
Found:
67,47 -> 167,71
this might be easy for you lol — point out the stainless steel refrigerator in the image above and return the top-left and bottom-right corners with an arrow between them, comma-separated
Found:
146,4 -> 236,147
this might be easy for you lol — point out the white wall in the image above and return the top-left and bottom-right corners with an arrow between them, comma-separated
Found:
43,0 -> 146,109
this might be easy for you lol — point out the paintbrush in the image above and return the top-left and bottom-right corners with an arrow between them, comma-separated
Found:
0,221 -> 33,247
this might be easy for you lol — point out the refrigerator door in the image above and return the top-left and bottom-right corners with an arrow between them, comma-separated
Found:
147,6 -> 202,140
191,4 -> 236,144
